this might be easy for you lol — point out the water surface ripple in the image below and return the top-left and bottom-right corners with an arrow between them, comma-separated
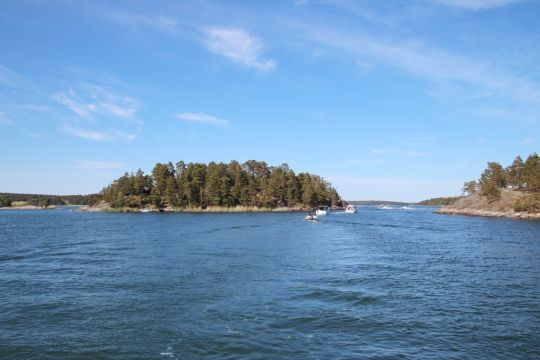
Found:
1,207 -> 539,359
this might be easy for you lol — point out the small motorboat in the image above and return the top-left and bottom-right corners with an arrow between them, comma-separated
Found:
140,209 -> 151,213
305,212 -> 318,221
345,204 -> 357,213
315,206 -> 330,216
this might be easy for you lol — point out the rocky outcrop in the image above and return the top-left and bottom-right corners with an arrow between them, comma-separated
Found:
436,190 -> 540,219
79,201 -> 113,212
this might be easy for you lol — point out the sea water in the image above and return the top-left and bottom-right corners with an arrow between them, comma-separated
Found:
1,206 -> 539,359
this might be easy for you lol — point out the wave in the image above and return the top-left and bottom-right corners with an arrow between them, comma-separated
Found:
0,255 -> 26,262
291,287 -> 380,307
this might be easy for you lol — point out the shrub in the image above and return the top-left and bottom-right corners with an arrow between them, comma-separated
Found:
513,194 -> 540,213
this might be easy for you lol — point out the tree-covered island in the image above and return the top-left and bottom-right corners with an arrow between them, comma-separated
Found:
84,160 -> 344,212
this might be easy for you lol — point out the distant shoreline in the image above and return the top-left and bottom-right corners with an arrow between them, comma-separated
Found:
0,205 -> 57,210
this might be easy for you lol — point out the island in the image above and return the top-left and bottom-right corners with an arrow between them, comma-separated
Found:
81,160 -> 344,212
0,193 -> 96,210
437,153 -> 540,219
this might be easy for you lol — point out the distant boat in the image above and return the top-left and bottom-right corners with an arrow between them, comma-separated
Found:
315,206 -> 330,216
140,209 -> 151,213
378,205 -> 393,210
345,204 -> 357,213
305,212 -> 318,221
401,206 -> 414,210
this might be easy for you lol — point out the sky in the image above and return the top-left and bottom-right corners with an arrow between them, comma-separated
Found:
0,0 -> 539,202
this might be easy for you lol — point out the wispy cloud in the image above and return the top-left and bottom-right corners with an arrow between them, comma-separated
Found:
77,161 -> 125,170
53,85 -> 140,119
15,104 -> 52,112
431,0 -> 521,10
0,65 -> 30,88
52,81 -> 142,142
0,111 -> 13,126
27,133 -> 47,138
61,127 -> 112,141
202,27 -> 277,72
303,25 -> 540,106
54,90 -> 93,118
109,12 -> 177,33
175,112 -> 229,127
60,126 -> 139,142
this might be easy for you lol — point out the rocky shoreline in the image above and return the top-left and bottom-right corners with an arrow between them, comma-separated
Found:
436,190 -> 540,220
436,207 -> 540,219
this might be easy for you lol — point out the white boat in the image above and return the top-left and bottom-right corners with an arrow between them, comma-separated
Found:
401,206 -> 414,210
378,205 -> 393,210
345,205 -> 357,213
305,212 -> 318,221
315,206 -> 330,216
140,209 -> 151,213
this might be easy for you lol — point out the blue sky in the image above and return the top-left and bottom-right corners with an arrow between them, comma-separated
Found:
0,0 -> 539,202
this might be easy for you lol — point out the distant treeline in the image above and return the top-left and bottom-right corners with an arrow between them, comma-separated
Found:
0,193 -> 99,208
417,196 -> 463,206
462,153 -> 540,212
100,160 -> 343,209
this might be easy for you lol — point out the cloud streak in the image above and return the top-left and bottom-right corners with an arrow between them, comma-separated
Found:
54,84 -> 143,142
53,85 -> 140,119
431,0 -> 521,10
0,111 -> 13,126
202,27 -> 277,72
303,25 -> 540,106
61,127 -> 139,142
61,127 -> 112,141
0,65 -> 33,89
108,12 -> 177,33
175,112 -> 229,127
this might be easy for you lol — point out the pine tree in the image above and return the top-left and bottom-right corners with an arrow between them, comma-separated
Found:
506,156 -> 525,189
523,153 -> 540,192
462,180 -> 477,195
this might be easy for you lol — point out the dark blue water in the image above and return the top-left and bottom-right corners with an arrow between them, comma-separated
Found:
1,207 -> 539,359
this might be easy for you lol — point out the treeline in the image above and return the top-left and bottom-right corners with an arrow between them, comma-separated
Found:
462,153 -> 540,212
100,160 -> 343,209
418,196 -> 463,206
0,193 -> 99,208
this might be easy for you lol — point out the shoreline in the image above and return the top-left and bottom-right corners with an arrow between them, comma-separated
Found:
436,190 -> 540,220
436,207 -> 540,220
79,204 -> 311,213
0,205 -> 57,210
